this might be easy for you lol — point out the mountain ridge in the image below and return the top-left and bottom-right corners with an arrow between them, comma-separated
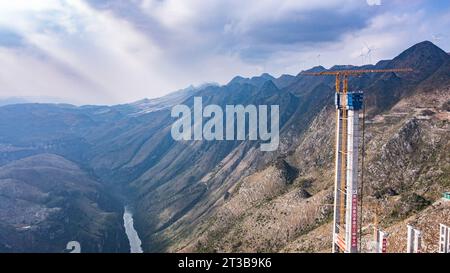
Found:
0,41 -> 448,252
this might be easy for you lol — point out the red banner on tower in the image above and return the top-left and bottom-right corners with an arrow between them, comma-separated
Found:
351,194 -> 358,248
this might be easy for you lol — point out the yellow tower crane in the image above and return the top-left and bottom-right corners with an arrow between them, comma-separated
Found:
302,68 -> 412,253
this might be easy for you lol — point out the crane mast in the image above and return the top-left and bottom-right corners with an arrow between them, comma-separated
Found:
302,68 -> 412,253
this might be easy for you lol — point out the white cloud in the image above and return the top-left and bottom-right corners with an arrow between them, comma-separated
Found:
366,0 -> 382,6
0,0 -> 448,104
0,0 -> 172,104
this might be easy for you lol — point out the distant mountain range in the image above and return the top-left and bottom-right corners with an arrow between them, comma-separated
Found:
0,41 -> 448,252
0,96 -> 71,106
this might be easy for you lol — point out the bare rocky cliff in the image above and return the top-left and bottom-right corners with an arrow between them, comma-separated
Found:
174,85 -> 449,253
0,41 -> 448,253
157,42 -> 450,253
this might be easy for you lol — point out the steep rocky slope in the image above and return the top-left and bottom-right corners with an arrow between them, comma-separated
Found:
0,154 -> 128,252
161,41 -> 450,253
383,199 -> 450,253
0,41 -> 448,253
177,85 -> 449,253
281,87 -> 450,253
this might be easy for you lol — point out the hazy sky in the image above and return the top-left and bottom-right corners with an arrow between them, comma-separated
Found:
0,0 -> 449,104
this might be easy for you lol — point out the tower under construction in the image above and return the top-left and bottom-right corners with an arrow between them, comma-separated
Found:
302,68 -> 412,253
333,89 -> 363,253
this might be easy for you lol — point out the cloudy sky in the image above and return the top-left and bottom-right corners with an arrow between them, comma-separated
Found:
0,0 -> 449,104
